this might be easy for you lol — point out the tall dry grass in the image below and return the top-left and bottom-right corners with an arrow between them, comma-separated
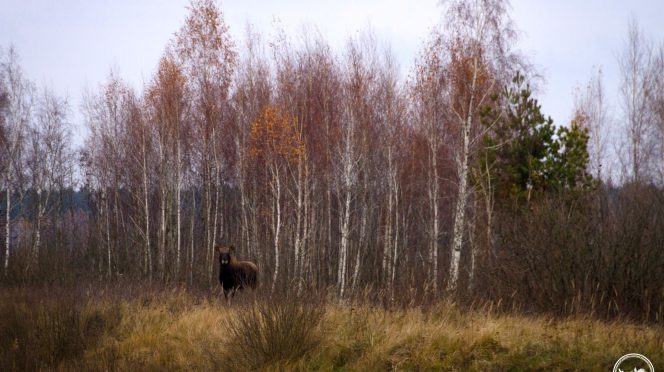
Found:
0,285 -> 662,371
314,303 -> 664,370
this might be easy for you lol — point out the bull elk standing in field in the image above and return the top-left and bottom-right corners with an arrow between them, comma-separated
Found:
217,244 -> 258,301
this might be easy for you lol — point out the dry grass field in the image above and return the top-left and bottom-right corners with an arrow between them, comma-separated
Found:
1,284 -> 662,371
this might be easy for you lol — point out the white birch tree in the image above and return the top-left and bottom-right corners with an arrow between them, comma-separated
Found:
618,18 -> 656,184
1,47 -> 32,274
442,0 -> 518,292
27,86 -> 72,266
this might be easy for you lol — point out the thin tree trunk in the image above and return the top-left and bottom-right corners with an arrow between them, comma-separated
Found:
383,148 -> 393,282
338,185 -> 351,298
190,187 -> 195,285
236,138 -> 250,258
351,242 -> 361,293
105,191 -> 112,279
112,182 -> 123,276
294,155 -> 304,291
4,186 -> 10,274
142,143 -> 152,281
176,139 -> 181,278
326,189 -> 332,283
204,152 -> 212,280
271,166 -> 282,294
429,139 -> 439,292
351,202 -> 366,293
251,188 -> 260,266
449,63 -> 478,293
301,162 -> 310,292
391,181 -> 399,290
205,180 -> 211,278
468,195 -> 478,293
449,122 -> 470,292
157,136 -> 167,281
33,188 -> 43,266
481,153 -> 494,264
210,130 -> 222,281
211,179 -> 220,278
96,192 -> 103,276
159,182 -> 167,281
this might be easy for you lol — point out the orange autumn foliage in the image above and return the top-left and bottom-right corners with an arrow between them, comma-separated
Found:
146,55 -> 187,124
448,40 -> 492,119
249,105 -> 304,164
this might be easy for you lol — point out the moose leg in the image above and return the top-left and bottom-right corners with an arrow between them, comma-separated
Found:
223,288 -> 234,306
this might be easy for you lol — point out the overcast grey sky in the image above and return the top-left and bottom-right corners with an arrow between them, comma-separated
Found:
2,0 -> 664,146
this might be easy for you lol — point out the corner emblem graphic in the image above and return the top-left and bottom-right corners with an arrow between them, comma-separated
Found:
613,353 -> 654,372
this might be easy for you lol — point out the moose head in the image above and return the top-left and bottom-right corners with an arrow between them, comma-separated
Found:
216,244 -> 236,266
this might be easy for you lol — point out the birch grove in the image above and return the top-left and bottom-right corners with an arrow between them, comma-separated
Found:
2,0 -> 664,321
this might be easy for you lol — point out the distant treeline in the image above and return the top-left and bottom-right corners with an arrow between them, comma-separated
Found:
1,188 -> 92,219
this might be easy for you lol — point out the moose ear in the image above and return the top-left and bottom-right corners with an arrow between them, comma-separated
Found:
215,244 -> 222,254
229,245 -> 236,253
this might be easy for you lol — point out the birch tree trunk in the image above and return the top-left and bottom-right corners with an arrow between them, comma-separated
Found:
338,112 -> 355,298
383,147 -> 393,282
176,136 -> 181,277
391,179 -> 399,289
468,195 -> 479,292
205,161 -> 211,279
351,199 -> 366,293
339,162 -> 353,298
190,187 -> 195,285
338,187 -> 350,298
104,190 -> 112,279
142,138 -> 152,281
270,165 -> 282,294
294,155 -> 304,292
448,130 -> 469,292
159,160 -> 167,281
301,161 -> 311,291
326,189 -> 332,283
211,176 -> 220,278
112,180 -> 124,276
429,137 -> 439,292
2,47 -> 30,276
96,192 -> 103,276
448,58 -> 478,292
37,187 -> 54,266
210,130 -> 221,280
4,185 -> 10,274
351,239 -> 361,293
32,188 -> 43,265
236,137 -> 250,258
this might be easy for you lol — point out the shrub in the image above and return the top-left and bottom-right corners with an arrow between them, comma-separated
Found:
221,298 -> 324,369
0,290 -> 122,371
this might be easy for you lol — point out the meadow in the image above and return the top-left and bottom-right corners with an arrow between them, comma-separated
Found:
1,283 -> 662,371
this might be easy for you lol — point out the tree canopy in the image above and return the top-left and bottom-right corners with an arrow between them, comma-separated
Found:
481,72 -> 592,207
